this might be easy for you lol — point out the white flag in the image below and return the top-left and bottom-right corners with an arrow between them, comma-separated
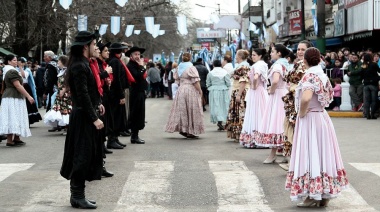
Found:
111,16 -> 120,35
177,15 -> 188,35
262,25 -> 268,38
115,0 -> 127,7
99,24 -> 108,35
134,30 -> 141,35
240,31 -> 246,40
152,24 -> 160,38
272,23 -> 279,36
78,15 -> 87,31
249,22 -> 256,31
159,30 -> 165,36
59,0 -> 72,9
125,25 -> 134,37
145,17 -> 155,34
210,14 -> 220,24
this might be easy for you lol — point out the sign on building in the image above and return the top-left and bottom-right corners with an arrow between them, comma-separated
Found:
196,28 -> 226,38
288,10 -> 302,36
334,9 -> 345,36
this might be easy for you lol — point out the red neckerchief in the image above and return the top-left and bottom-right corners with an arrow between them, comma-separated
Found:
117,56 -> 135,84
100,60 -> 113,83
89,59 -> 103,96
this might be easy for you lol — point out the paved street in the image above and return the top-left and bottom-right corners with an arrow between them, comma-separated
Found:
0,98 -> 379,212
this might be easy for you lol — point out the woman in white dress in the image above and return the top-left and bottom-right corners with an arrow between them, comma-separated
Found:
0,54 -> 34,146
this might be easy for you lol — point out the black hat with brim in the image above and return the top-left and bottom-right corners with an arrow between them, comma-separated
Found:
125,46 -> 145,57
72,31 -> 96,46
109,43 -> 129,50
97,41 -> 111,52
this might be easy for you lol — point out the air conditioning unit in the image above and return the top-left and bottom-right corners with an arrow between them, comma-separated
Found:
286,6 -> 293,12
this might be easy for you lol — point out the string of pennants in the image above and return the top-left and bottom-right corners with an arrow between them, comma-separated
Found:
61,0 -> 186,37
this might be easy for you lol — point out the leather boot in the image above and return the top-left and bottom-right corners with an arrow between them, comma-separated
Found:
131,131 -> 145,144
103,143 -> 113,154
70,179 -> 97,209
115,137 -> 127,147
102,166 -> 114,178
107,138 -> 124,149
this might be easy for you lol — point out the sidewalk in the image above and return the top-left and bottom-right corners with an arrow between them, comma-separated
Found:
328,111 -> 364,118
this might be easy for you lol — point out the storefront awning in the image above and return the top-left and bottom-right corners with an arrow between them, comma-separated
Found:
311,37 -> 343,47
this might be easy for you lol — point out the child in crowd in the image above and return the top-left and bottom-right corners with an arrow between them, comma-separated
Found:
333,78 -> 342,111
331,59 -> 343,80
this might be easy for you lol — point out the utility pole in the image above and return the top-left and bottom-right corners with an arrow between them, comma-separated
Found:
238,0 -> 242,49
301,0 -> 306,40
316,0 -> 326,53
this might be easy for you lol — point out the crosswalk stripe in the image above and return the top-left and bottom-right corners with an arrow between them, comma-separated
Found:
350,163 -> 380,178
21,176 -> 69,211
326,186 -> 377,211
113,161 -> 174,212
209,161 -> 273,212
0,163 -> 34,182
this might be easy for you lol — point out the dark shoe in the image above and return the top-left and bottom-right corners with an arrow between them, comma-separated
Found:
102,167 -> 114,178
48,127 -> 62,132
103,143 -> 113,154
203,107 -> 206,112
6,142 -> 22,147
115,139 -> 127,147
107,140 -> 124,149
131,138 -> 145,144
120,131 -> 131,137
1,135 -> 6,140
70,195 -> 97,209
13,140 -> 26,146
186,134 -> 199,139
179,132 -> 187,138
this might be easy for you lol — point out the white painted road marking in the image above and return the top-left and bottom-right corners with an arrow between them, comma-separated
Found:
0,163 -> 34,182
350,163 -> 380,177
113,161 -> 174,212
209,161 -> 273,212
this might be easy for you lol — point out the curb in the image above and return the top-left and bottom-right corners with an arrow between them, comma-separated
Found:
327,111 -> 363,118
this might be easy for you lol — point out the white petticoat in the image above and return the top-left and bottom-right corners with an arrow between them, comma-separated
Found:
0,98 -> 32,137
44,110 -> 70,127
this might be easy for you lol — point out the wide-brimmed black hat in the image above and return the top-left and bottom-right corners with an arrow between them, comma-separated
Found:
72,31 -> 96,46
109,42 -> 129,50
125,46 -> 145,57
97,41 -> 111,52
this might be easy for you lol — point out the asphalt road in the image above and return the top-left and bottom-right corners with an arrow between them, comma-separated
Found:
0,97 -> 379,212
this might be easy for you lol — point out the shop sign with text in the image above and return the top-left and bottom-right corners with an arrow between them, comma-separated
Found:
289,10 -> 302,36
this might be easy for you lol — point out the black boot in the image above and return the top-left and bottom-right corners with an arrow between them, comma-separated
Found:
114,137 -> 127,147
70,179 -> 97,209
102,166 -> 114,178
131,131 -> 145,144
107,138 -> 124,149
103,143 -> 113,154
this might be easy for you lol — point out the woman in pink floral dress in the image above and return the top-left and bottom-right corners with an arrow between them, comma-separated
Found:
239,48 -> 268,148
285,48 -> 348,208
165,53 -> 204,138
254,44 -> 289,162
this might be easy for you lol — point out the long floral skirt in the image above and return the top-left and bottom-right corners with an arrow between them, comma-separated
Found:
225,89 -> 246,140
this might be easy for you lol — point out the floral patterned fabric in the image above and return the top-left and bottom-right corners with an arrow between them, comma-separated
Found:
225,63 -> 250,140
285,70 -> 348,201
282,61 -> 306,156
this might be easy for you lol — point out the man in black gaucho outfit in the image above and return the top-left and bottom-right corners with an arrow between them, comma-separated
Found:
126,46 -> 147,144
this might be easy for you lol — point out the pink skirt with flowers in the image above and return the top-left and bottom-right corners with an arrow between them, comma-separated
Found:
285,110 -> 348,201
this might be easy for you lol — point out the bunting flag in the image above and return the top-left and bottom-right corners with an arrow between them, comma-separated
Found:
311,2 -> 318,35
170,51 -> 175,62
177,15 -> 188,35
59,0 -> 72,9
78,15 -> 88,31
99,24 -> 108,35
313,16 -> 318,35
134,30 -> 141,35
115,0 -> 128,7
161,51 -> 166,65
249,22 -> 256,31
229,43 -> 236,68
272,23 -> 279,36
240,31 -> 246,40
125,25 -> 134,37
111,16 -> 120,35
210,14 -> 220,24
145,17 -> 155,34
262,25 -> 268,38
159,30 -> 165,36
152,24 -> 160,38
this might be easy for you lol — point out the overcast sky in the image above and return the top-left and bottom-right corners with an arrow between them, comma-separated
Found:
190,0 -> 241,21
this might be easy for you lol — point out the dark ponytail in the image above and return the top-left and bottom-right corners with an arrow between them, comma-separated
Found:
274,44 -> 290,58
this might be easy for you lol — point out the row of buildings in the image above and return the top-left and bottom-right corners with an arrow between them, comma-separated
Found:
241,0 -> 380,51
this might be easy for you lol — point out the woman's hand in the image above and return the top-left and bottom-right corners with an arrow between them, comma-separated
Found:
99,104 -> 105,116
120,98 -> 125,105
27,96 -> 35,104
236,95 -> 241,103
93,119 -> 104,130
